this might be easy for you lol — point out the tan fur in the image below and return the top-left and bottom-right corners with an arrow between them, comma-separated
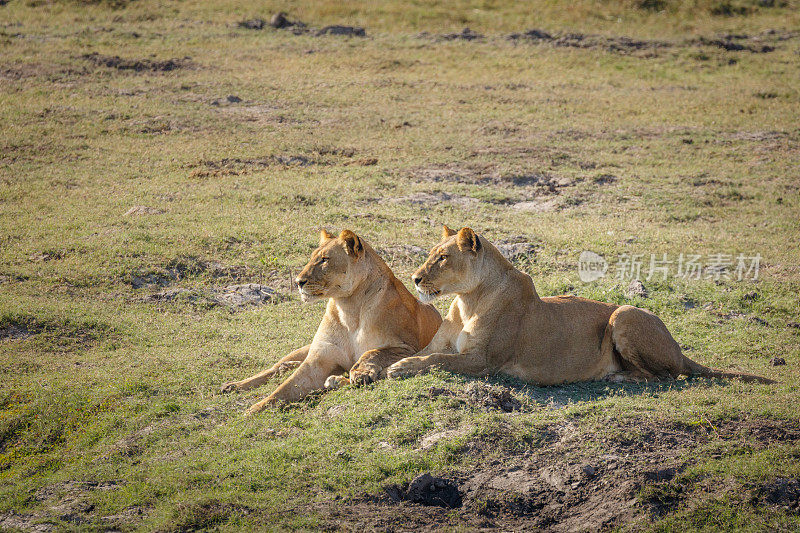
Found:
388,227 -> 776,386
221,229 -> 442,414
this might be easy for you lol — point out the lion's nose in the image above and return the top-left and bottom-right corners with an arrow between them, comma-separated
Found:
411,275 -> 422,286
296,278 -> 307,288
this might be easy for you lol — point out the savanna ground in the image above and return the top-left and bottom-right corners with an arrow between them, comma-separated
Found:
1,0 -> 800,530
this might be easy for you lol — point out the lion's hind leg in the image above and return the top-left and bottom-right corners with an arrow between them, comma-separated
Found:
607,305 -> 686,380
220,344 -> 311,393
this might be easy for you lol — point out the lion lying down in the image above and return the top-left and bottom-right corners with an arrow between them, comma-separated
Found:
387,226 -> 775,385
221,229 -> 441,414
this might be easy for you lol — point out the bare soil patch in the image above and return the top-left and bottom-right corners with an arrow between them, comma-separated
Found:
508,30 -> 671,56
319,416 -> 800,531
0,62 -> 91,82
759,477 -> 800,510
1,480 -> 145,532
381,191 -> 479,208
82,52 -> 192,72
127,256 -> 250,289
0,323 -> 39,342
187,148 -> 363,178
494,239 -> 540,262
509,197 -> 561,213
317,25 -> 366,37
145,284 -> 285,310
691,36 -> 776,53
403,164 -> 583,210
417,28 -> 484,41
406,163 -> 573,190
409,27 -> 796,58
238,13 -> 365,37
0,317 -> 104,351
428,383 -> 523,413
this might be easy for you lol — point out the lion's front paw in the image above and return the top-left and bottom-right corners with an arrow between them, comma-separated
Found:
220,381 -> 241,394
350,365 -> 380,386
386,357 -> 425,380
324,375 -> 350,390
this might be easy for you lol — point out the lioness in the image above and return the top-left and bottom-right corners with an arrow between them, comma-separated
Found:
387,226 -> 775,385
221,229 -> 442,414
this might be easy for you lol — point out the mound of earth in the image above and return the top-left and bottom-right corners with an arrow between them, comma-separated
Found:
317,416 -> 800,531
238,13 -> 364,37
82,53 -> 191,72
385,473 -> 462,508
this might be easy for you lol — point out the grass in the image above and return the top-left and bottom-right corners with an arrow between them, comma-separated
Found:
1,0 -> 799,530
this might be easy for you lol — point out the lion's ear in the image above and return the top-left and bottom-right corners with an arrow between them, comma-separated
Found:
339,229 -> 364,258
319,229 -> 335,245
442,225 -> 457,240
456,227 -> 481,255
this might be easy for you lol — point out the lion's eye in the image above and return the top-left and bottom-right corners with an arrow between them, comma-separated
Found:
319,257 -> 328,264
438,255 -> 448,262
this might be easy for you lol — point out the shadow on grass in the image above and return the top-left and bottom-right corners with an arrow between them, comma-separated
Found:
479,373 -> 717,408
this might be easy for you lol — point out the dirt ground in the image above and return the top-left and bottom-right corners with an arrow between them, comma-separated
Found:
320,416 -> 800,531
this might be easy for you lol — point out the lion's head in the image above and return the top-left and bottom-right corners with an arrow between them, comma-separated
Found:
295,229 -> 367,302
411,225 -> 483,302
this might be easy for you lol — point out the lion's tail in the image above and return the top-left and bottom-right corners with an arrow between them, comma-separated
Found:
683,358 -> 778,384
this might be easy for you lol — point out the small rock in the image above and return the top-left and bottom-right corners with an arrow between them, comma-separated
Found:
743,291 -> 759,300
226,95 -> 241,103
627,279 -> 648,298
582,465 -> 597,478
270,12 -> 288,28
770,357 -> 786,366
